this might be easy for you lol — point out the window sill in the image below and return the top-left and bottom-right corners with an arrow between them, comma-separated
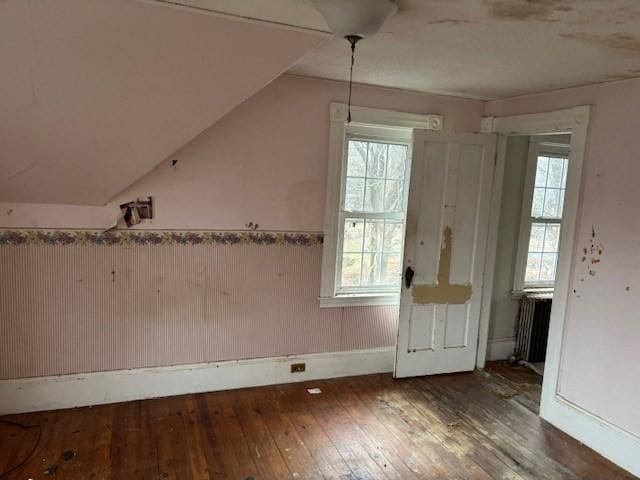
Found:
319,294 -> 400,308
512,288 -> 554,300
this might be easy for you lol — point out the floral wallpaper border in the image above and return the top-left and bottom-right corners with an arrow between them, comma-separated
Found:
0,230 -> 324,247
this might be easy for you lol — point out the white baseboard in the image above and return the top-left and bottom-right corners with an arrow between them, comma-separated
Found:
541,394 -> 640,477
486,337 -> 515,361
0,347 -> 395,415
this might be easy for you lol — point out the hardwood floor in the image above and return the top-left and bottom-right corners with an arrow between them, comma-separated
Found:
0,362 -> 635,479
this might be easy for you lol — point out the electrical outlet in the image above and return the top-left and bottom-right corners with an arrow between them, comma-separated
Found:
291,363 -> 306,373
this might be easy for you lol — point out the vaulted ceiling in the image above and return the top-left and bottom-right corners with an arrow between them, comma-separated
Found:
0,0 -> 323,205
3,0 -> 640,206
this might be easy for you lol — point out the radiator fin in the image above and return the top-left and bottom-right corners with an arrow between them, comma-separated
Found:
515,295 -> 552,362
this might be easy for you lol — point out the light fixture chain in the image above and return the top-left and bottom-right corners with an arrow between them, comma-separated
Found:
345,35 -> 361,123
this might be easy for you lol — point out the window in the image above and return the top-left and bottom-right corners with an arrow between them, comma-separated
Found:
514,137 -> 570,292
319,103 -> 441,307
337,138 -> 409,294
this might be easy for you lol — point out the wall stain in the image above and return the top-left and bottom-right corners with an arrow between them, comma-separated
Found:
412,226 -> 472,305
484,0 -> 574,21
599,68 -> 640,82
560,32 -> 640,57
427,18 -> 471,25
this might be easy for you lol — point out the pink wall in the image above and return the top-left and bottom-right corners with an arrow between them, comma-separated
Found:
0,203 -> 120,229
486,78 -> 640,438
0,75 -> 485,379
114,75 -> 485,231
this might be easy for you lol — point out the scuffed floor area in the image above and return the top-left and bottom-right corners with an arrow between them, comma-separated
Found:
0,362 -> 634,479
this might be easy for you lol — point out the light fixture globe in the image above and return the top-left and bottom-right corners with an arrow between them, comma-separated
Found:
311,0 -> 398,39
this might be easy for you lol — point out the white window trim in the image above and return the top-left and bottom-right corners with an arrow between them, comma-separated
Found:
513,136 -> 570,294
319,103 -> 443,308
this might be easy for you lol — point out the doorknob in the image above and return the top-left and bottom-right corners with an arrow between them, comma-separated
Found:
404,266 -> 415,289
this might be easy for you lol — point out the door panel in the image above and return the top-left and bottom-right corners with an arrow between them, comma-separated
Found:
395,130 -> 496,378
408,305 -> 437,351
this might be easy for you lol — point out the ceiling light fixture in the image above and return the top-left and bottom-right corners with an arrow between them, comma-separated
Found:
312,0 -> 398,122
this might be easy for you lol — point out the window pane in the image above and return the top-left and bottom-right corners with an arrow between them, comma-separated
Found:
525,222 -> 561,285
525,253 -> 542,282
531,156 -> 567,220
361,253 -> 382,286
528,223 -> 545,252
547,157 -> 565,188
531,188 -> 545,217
543,223 -> 561,252
381,253 -> 402,285
387,145 -> 407,179
347,141 -> 367,177
364,179 -> 384,212
344,178 -> 364,211
343,219 -> 364,252
363,220 -> 384,252
543,188 -> 561,218
540,253 -> 557,282
384,221 -> 404,252
341,253 -> 362,287
535,157 -> 549,187
384,180 -> 404,212
367,143 -> 387,178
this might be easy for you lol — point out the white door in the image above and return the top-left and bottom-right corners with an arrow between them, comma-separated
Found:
395,130 -> 496,378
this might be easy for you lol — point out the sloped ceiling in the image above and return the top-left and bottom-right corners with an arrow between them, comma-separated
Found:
175,0 -> 640,100
0,0 -> 324,205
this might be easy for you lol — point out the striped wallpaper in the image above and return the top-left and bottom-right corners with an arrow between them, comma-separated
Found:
0,234 -> 398,380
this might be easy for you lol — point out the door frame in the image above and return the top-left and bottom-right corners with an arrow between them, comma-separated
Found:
480,106 -> 640,478
476,106 -> 590,404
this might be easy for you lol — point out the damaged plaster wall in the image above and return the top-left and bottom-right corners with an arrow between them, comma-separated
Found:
0,75 -> 485,379
485,76 -> 640,438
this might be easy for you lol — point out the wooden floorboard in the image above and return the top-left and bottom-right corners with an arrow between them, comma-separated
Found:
0,362 -> 636,479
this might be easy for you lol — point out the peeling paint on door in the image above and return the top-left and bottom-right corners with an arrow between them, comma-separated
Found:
412,226 -> 472,304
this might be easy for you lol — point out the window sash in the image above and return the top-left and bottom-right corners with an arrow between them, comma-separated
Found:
335,135 -> 410,295
514,139 -> 570,293
335,214 -> 405,294
522,218 -> 561,288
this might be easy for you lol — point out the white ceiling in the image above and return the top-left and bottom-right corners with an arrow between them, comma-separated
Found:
0,0 -> 323,204
170,0 -> 640,100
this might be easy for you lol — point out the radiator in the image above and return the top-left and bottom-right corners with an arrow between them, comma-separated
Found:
515,294 -> 552,362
